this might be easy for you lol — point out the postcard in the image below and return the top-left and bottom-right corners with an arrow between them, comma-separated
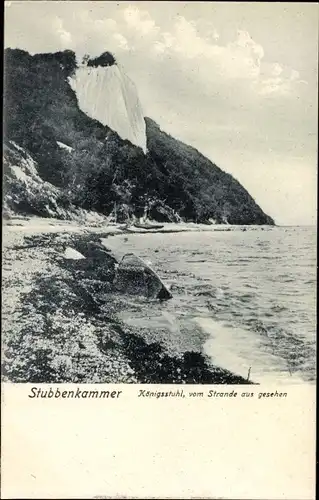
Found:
2,1 -> 317,498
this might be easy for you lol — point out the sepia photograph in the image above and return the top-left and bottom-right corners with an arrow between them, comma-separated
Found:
3,1 -> 317,386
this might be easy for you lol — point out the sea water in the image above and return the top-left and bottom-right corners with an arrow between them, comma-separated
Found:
104,226 -> 316,384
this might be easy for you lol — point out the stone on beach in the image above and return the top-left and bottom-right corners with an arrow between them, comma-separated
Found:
62,240 -> 171,299
85,241 -> 118,264
63,247 -> 86,260
62,241 -> 118,282
114,253 -> 172,300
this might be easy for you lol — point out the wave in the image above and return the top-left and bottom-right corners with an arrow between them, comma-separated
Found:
195,317 -> 305,384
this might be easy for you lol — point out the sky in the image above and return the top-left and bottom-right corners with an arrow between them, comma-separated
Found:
5,1 -> 318,225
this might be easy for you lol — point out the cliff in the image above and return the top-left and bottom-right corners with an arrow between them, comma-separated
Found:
3,48 -> 274,225
69,52 -> 147,153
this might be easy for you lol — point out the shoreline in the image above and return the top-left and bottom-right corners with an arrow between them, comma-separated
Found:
2,218 -> 253,384
4,215 -> 277,236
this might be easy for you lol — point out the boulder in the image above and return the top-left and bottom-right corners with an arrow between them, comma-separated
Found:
63,247 -> 86,260
63,241 -> 118,282
149,202 -> 182,223
85,241 -> 118,264
114,253 -> 172,300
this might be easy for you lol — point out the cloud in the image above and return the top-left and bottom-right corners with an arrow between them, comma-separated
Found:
290,69 -> 300,81
271,63 -> 283,77
43,5 -> 307,103
108,8 -> 306,101
94,18 -> 118,33
257,77 -> 290,96
211,29 -> 220,41
123,5 -> 159,37
52,17 -> 72,48
113,33 -> 130,51
256,64 -> 307,97
162,18 -> 303,95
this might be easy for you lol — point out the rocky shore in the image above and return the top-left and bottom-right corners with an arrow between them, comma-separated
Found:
2,218 -> 252,384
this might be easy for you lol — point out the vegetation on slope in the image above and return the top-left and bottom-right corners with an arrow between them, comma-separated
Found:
4,48 -> 274,225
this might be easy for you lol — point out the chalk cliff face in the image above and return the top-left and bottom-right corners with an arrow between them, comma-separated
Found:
68,53 -> 147,153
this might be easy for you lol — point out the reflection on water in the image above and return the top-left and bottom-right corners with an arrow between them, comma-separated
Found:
103,226 -> 316,384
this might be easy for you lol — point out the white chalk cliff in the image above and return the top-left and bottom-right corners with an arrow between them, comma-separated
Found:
68,55 -> 147,153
